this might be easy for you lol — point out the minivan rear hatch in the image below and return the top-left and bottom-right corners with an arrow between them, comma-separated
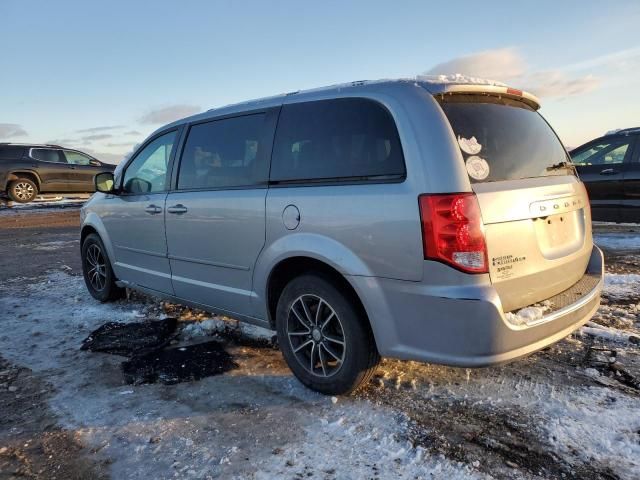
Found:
435,92 -> 592,314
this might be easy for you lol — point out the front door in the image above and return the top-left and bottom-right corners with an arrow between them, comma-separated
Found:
573,136 -> 634,222
101,130 -> 178,294
62,150 -> 102,192
165,112 -> 275,316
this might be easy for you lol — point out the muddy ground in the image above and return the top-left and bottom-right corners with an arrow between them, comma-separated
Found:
0,203 -> 638,479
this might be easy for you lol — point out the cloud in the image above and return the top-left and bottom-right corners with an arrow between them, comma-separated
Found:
424,47 -> 602,99
139,105 -> 201,125
124,130 -> 142,136
562,46 -> 640,72
523,71 -> 600,98
81,133 -> 113,142
46,138 -> 75,146
105,141 -> 137,148
426,47 -> 526,82
0,123 -> 28,138
75,125 -> 124,133
82,147 -> 127,165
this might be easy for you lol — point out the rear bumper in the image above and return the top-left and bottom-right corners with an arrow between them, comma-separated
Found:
351,245 -> 604,367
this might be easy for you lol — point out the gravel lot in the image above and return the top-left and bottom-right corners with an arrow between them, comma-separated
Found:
0,203 -> 638,479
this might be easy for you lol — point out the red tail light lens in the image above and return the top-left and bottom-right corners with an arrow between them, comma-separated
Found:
418,193 -> 488,273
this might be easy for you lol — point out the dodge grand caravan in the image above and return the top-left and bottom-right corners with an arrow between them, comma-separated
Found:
80,78 -> 604,395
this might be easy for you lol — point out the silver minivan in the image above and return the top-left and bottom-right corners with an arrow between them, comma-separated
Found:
81,78 -> 604,394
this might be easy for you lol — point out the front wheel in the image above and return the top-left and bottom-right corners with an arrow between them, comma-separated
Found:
276,274 -> 379,395
81,233 -> 124,302
8,178 -> 38,203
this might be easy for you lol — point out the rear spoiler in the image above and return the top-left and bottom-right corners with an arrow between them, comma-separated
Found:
421,83 -> 541,111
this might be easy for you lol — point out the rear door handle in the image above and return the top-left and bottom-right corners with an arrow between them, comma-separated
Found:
599,168 -> 619,175
145,204 -> 162,214
167,204 -> 188,214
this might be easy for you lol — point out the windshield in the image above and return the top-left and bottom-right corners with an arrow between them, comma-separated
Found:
438,95 -> 572,183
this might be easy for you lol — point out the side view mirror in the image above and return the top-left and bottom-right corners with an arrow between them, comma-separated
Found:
95,172 -> 115,193
90,159 -> 101,167
125,178 -> 152,194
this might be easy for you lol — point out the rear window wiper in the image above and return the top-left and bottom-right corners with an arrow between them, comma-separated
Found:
546,161 -> 576,172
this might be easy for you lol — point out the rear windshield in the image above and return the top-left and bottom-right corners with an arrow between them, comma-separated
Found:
438,95 -> 572,183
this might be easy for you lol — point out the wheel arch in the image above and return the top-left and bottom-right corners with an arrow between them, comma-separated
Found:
265,256 -> 376,352
80,214 -> 117,271
7,170 -> 42,189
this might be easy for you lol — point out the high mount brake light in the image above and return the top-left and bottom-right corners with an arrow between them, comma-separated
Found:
418,193 -> 488,273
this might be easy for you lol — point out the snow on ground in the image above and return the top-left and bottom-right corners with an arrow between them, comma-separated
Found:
543,385 -> 640,474
1,271 -> 638,478
180,316 -> 272,343
604,273 -> 640,299
0,195 -> 87,215
594,232 -> 640,250
31,239 -> 78,251
2,217 -> 640,479
0,273 -> 488,479
249,404 -> 488,480
580,323 -> 638,343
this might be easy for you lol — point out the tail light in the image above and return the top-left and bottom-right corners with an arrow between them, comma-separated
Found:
418,193 -> 488,273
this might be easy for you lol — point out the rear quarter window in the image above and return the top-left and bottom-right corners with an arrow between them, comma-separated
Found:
438,95 -> 571,183
270,98 -> 405,183
31,148 -> 66,163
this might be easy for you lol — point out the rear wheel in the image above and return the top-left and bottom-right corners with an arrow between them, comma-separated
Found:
8,178 -> 38,203
81,233 -> 124,302
276,274 -> 379,395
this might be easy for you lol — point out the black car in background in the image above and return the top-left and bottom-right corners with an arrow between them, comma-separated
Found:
571,127 -> 640,223
0,143 -> 116,203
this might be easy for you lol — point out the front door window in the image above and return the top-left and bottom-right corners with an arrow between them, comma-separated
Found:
122,131 -> 176,193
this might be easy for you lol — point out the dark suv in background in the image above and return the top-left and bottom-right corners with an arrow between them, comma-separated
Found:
571,127 -> 640,223
0,143 -> 116,203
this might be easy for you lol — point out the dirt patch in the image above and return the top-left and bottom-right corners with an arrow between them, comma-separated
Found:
0,227 -> 81,281
0,357 -> 107,480
0,209 -> 80,229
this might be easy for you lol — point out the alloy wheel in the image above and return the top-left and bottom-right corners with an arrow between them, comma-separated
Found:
286,294 -> 346,378
14,182 -> 35,201
86,244 -> 107,291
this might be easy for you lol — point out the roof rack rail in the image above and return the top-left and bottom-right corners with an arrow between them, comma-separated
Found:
0,142 -> 62,148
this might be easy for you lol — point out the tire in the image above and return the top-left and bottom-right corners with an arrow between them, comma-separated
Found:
8,178 -> 38,203
81,233 -> 125,302
276,274 -> 379,395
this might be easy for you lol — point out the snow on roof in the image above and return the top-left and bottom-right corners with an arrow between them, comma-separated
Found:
416,74 -> 508,87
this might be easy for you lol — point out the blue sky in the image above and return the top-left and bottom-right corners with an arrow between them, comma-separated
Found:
1,0 -> 639,163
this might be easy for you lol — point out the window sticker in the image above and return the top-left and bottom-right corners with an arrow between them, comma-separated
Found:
465,156 -> 490,181
457,135 -> 482,155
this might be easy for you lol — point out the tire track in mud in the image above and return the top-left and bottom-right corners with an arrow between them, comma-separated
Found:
356,350 -> 628,480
